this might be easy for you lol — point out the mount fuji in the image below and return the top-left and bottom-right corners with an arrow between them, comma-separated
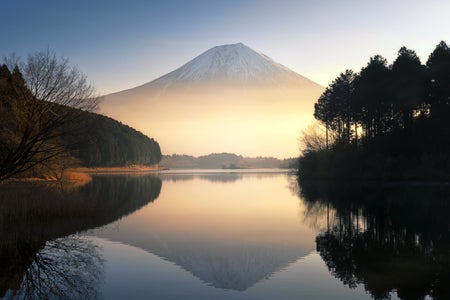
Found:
100,43 -> 324,158
137,42 -> 318,90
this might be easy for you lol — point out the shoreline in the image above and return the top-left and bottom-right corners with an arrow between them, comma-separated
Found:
1,165 -> 160,185
73,164 -> 161,174
2,165 -> 293,184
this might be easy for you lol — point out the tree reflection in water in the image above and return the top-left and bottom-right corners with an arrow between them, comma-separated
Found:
6,236 -> 103,300
0,175 -> 162,299
298,180 -> 450,300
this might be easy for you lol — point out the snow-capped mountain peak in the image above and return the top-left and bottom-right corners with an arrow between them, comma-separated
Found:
101,43 -> 324,158
147,43 -> 313,88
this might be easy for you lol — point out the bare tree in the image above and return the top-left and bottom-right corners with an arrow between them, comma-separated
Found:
299,122 -> 329,154
0,50 -> 98,181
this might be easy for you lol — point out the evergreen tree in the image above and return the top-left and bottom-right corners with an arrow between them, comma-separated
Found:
314,70 -> 356,146
314,87 -> 334,149
426,41 -> 450,120
300,41 -> 450,180
352,55 -> 390,138
390,47 -> 426,129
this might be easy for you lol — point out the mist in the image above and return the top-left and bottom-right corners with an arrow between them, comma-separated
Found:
101,83 -> 323,158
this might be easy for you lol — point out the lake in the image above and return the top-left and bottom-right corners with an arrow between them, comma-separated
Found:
0,170 -> 448,299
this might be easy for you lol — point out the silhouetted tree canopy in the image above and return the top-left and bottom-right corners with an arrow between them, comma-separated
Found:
426,41 -> 450,120
314,70 -> 355,146
299,41 -> 450,180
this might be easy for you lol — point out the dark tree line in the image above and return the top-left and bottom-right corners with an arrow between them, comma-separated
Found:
299,41 -> 450,180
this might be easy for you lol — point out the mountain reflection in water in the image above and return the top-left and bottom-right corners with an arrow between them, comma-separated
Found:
2,172 -> 449,300
298,180 -> 450,300
89,171 -> 316,291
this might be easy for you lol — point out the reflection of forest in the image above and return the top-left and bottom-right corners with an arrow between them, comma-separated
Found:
3,236 -> 103,300
0,175 -> 161,299
298,180 -> 450,300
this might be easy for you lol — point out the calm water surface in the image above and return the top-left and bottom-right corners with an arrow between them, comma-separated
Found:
1,170 -> 448,299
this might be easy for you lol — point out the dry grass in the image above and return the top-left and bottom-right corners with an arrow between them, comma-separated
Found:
72,164 -> 160,174
3,164 -> 160,185
61,171 -> 92,188
3,170 -> 92,189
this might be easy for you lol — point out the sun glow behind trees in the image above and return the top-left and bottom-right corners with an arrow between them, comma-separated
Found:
299,41 -> 450,180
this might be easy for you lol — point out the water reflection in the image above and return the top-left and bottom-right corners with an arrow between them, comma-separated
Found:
0,175 -> 162,299
298,180 -> 450,300
91,172 -> 316,291
159,169 -> 288,184
159,173 -> 243,183
6,172 -> 443,299
3,236 -> 103,300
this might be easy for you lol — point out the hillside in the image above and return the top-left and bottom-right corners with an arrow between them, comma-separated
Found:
62,112 -> 161,167
0,64 -> 161,180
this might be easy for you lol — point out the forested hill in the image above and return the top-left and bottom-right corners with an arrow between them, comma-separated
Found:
0,63 -> 161,179
63,112 -> 161,167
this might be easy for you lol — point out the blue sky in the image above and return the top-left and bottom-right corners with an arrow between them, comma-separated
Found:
2,0 -> 449,94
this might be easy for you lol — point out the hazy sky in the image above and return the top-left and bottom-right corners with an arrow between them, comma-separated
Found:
2,0 -> 449,94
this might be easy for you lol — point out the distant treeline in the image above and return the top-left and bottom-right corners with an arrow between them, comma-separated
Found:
161,153 -> 295,169
298,41 -> 450,180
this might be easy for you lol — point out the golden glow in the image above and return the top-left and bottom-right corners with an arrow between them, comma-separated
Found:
101,84 -> 323,158
98,174 -> 317,248
88,173 -> 319,289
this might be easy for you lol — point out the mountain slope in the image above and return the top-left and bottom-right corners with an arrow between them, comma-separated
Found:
101,43 -> 324,158
144,42 -> 318,89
